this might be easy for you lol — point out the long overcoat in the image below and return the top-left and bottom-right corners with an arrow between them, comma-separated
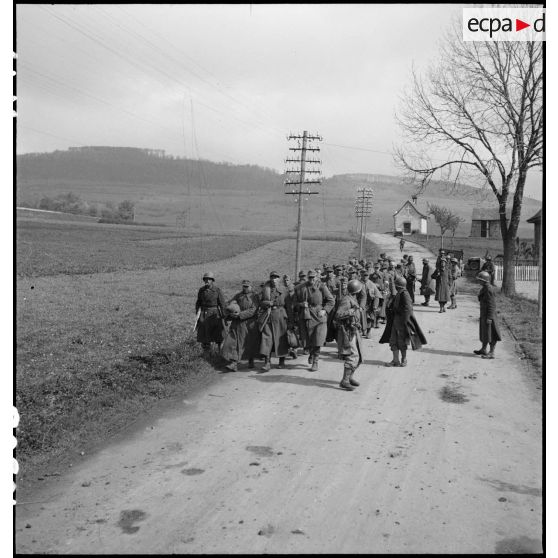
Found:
195,284 -> 226,344
363,279 -> 381,329
295,281 -> 335,347
449,264 -> 460,296
333,293 -> 364,364
435,265 -> 450,302
380,289 -> 427,350
478,284 -> 502,344
258,282 -> 290,357
323,276 -> 339,341
220,291 -> 260,361
420,264 -> 436,296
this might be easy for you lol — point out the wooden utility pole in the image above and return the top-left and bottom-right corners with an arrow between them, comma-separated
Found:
355,187 -> 374,260
285,131 -> 322,277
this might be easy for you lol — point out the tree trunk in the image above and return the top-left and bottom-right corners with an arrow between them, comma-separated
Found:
501,235 -> 516,296
440,234 -> 444,249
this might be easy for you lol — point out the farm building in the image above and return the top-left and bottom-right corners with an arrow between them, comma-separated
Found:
527,209 -> 541,250
393,200 -> 428,235
470,207 -> 509,238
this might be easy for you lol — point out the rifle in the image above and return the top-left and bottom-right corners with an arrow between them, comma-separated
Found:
259,307 -> 272,333
192,308 -> 201,332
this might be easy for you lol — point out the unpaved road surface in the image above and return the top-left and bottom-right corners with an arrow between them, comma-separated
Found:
16,236 -> 542,554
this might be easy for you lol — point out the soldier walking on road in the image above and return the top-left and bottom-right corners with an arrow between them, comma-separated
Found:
406,255 -> 417,303
399,237 -> 406,252
295,270 -> 335,371
360,268 -> 381,338
258,271 -> 291,372
434,257 -> 450,313
195,271 -> 226,354
221,280 -> 260,371
282,274 -> 299,360
420,258 -> 435,306
474,271 -> 502,359
380,276 -> 427,367
334,279 -> 365,390
448,258 -> 460,309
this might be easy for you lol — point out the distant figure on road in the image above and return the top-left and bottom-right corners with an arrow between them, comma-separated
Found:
420,258 -> 435,306
195,271 -> 226,354
380,276 -> 427,367
334,279 -> 365,390
434,257 -> 450,313
474,271 -> 502,359
221,280 -> 260,371
399,237 -> 406,252
448,258 -> 460,309
258,271 -> 290,372
480,254 -> 496,285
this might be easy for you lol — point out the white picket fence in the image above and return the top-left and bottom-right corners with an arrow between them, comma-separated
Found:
494,264 -> 539,282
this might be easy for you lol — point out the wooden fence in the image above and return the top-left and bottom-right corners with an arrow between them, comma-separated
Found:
495,264 -> 539,282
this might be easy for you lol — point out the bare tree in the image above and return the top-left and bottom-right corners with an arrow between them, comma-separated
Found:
427,203 -> 463,249
394,26 -> 542,295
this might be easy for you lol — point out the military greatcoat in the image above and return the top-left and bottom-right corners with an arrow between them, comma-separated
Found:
380,289 -> 427,350
258,282 -> 290,357
478,284 -> 502,344
220,291 -> 260,361
195,283 -> 226,344
434,265 -> 450,303
420,263 -> 436,296
295,281 -> 335,347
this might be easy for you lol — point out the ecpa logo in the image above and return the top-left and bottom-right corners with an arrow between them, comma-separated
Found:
463,8 -> 545,42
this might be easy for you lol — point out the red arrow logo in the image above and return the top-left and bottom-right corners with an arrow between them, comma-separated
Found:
516,19 -> 530,31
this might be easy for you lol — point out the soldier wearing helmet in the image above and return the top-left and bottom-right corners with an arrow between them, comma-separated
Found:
379,275 -> 426,367
258,271 -> 292,371
221,280 -> 260,371
474,271 -> 501,359
294,269 -> 335,371
334,279 -> 365,390
195,272 -> 226,353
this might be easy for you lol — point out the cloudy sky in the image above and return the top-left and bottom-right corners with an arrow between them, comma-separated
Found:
16,4 -> 542,199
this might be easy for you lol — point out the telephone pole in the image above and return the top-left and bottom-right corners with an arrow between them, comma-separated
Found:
285,131 -> 322,277
354,187 -> 374,260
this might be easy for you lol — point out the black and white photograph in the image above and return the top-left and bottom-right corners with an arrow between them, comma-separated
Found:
12,3 -> 545,554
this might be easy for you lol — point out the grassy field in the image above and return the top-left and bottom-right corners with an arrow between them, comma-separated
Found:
16,215 -> 358,486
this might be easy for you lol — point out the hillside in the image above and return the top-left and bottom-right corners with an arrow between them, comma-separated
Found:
17,147 -> 541,236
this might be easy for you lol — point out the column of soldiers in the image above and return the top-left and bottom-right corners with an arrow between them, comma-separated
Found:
195,246 -> 499,389
194,252 -> 432,390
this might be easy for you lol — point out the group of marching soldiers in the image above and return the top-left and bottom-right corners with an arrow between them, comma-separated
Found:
194,248 -> 501,391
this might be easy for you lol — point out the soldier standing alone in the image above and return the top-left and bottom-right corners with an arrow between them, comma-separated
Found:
474,271 -> 502,359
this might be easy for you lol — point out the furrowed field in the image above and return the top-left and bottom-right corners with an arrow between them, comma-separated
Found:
16,212 -> 357,485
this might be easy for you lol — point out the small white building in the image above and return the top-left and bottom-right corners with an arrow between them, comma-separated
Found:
393,200 -> 428,235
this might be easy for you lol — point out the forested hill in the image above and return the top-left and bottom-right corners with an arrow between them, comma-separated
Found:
17,147 -> 541,235
17,147 -> 284,191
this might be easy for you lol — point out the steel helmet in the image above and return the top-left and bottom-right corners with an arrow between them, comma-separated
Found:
347,279 -> 363,294
203,271 -> 215,280
477,271 -> 491,282
226,301 -> 240,315
395,276 -> 407,288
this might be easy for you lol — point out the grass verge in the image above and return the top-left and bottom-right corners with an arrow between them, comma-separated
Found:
16,237 -> 356,487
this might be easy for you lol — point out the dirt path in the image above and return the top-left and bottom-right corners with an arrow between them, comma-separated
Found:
16,236 -> 542,554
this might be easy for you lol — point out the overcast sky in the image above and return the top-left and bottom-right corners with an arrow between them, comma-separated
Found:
16,4 -> 542,199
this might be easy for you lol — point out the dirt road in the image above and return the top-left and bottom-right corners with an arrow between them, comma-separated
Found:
16,236 -> 542,554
